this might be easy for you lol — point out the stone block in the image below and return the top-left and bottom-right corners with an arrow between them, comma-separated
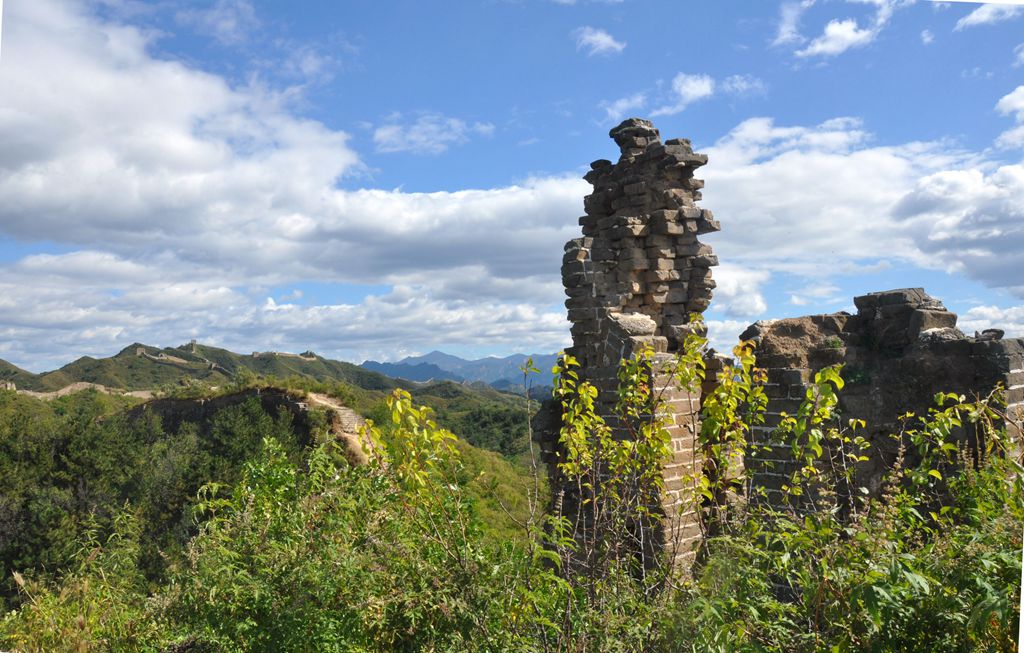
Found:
908,309 -> 957,338
608,312 -> 657,336
696,219 -> 721,234
645,269 -> 682,282
854,287 -> 928,312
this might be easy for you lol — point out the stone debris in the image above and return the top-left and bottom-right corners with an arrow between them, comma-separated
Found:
976,328 -> 1005,341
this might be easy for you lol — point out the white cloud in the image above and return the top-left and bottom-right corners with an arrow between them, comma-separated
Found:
961,66 -> 994,80
774,0 -> 817,46
997,85 -> 1024,116
921,29 -> 935,44
891,164 -> 1024,296
372,114 -> 495,155
959,305 -> 1024,340
0,257 -> 574,371
704,319 -> 754,354
721,74 -> 768,96
995,85 -> 1024,148
602,72 -> 761,123
650,73 -> 715,117
1015,43 -> 1024,67
700,115 -> 1003,289
711,264 -> 770,318
796,18 -> 876,56
0,0 -> 581,369
600,92 -> 647,124
176,0 -> 258,45
4,0 -> 1024,373
997,125 -> 1024,148
794,0 -> 910,58
789,282 -> 842,306
954,3 -> 1024,30
572,26 -> 626,56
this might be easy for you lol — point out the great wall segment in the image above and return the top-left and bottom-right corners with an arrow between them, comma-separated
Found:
127,387 -> 370,465
535,118 -> 720,570
537,117 -> 1024,573
742,288 -> 1024,512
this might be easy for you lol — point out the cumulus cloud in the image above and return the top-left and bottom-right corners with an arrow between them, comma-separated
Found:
4,0 -> 1024,372
704,319 -> 755,354
1015,43 -> 1024,67
794,0 -> 910,58
954,3 -> 1024,30
995,85 -> 1024,148
789,282 -> 842,306
0,257 -> 573,371
700,105 -> 1024,303
797,18 -> 876,56
710,264 -> 770,318
572,26 -> 626,56
650,73 -> 715,117
891,165 -> 1024,296
921,29 -> 935,44
959,305 -> 1024,340
0,0 -> 577,368
373,113 -> 495,155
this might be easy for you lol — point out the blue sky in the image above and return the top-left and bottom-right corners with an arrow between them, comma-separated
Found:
1,0 -> 1023,371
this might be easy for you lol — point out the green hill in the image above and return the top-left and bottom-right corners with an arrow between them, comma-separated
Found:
34,344 -> 228,391
0,360 -> 37,388
4,342 -> 398,394
0,385 -> 539,609
1,343 -> 535,460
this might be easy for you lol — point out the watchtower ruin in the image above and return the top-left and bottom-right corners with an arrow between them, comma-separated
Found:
535,118 -> 720,568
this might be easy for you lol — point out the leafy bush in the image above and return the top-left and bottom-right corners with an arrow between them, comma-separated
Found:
1,338 -> 1020,652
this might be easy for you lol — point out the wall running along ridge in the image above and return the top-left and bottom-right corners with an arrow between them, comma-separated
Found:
534,118 -> 720,570
127,387 -> 370,465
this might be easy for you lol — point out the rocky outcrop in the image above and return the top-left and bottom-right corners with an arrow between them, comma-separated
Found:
741,288 -> 1024,508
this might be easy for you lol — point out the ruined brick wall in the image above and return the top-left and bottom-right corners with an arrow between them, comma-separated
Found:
534,118 -> 1024,570
741,288 -> 1024,511
535,118 -> 720,568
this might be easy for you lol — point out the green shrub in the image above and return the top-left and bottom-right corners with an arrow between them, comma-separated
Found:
2,338 -> 1020,652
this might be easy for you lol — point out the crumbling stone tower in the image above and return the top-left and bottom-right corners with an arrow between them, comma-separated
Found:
536,118 -> 720,568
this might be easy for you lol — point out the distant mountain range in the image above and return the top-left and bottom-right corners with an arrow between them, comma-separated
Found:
0,343 -> 558,396
361,351 -> 559,388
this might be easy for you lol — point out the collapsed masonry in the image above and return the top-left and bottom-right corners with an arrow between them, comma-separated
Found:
534,118 -> 720,569
538,117 -> 1023,572
741,288 -> 1024,513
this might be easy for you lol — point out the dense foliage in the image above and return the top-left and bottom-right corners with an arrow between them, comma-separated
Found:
0,335 -> 1020,652
0,389 -> 308,605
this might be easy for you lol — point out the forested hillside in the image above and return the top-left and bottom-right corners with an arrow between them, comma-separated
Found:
0,384 -> 536,615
